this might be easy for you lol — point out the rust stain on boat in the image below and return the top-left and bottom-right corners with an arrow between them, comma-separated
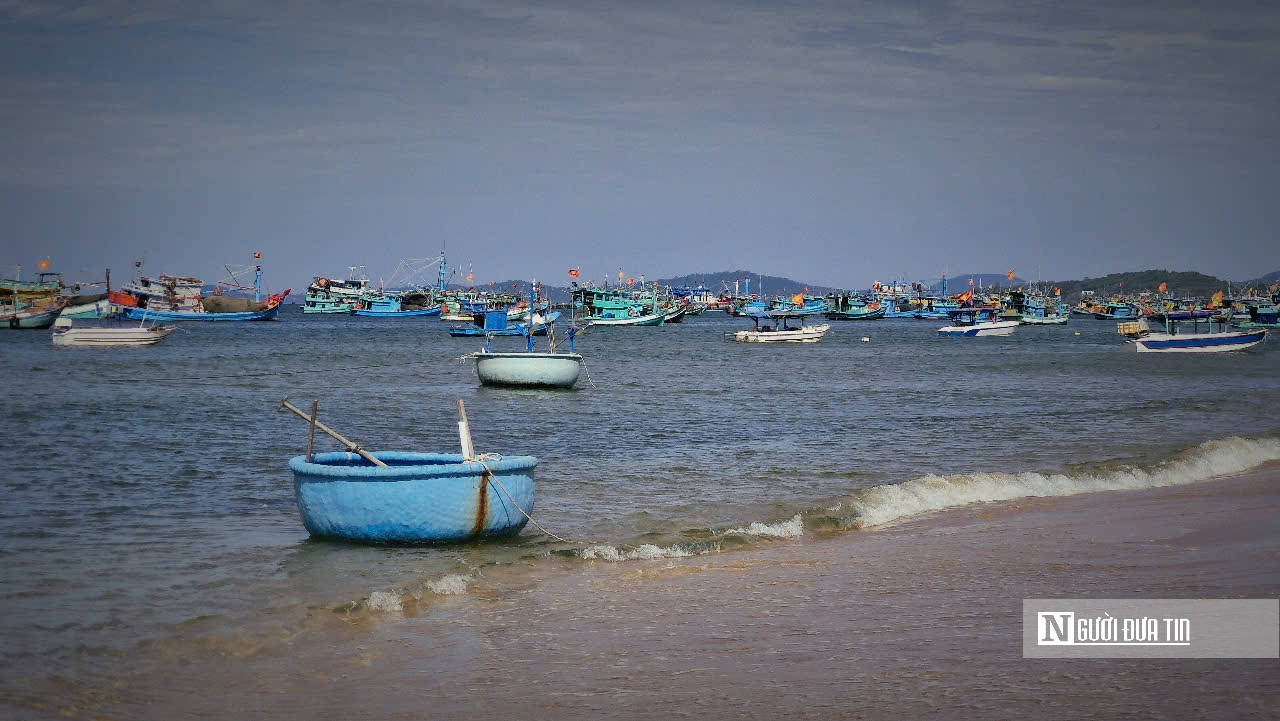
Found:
471,471 -> 490,538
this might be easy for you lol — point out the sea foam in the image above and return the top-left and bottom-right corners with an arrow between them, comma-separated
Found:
851,436 -> 1280,529
426,574 -> 471,595
580,543 -> 695,562
727,513 -> 805,538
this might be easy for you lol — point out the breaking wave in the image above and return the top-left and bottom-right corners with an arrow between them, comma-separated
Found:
579,543 -> 696,562
848,436 -> 1280,529
726,514 -> 804,538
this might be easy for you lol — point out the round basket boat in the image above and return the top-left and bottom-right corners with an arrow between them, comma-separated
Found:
289,451 -> 537,543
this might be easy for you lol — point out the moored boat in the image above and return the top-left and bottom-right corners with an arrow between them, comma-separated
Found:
116,263 -> 289,322
731,308 -> 830,343
465,289 -> 586,388
1119,317 -> 1268,353
290,451 -> 537,542
51,317 -> 175,347
2,299 -> 67,329
937,308 -> 1018,337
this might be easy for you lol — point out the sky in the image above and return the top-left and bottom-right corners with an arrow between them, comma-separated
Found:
2,0 -> 1278,295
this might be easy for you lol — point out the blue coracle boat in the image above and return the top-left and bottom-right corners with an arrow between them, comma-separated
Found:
290,451 -> 537,542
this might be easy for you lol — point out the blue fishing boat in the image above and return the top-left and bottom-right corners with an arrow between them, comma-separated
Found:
825,292 -> 886,320
449,311 -> 559,337
1092,302 -> 1141,320
352,292 -> 442,317
117,265 -> 290,322
1232,298 -> 1280,329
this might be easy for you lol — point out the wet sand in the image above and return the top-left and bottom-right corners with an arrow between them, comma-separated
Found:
42,465 -> 1280,720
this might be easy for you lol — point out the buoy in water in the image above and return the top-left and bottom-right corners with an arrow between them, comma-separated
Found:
860,337 -> 871,343
1073,331 -> 1081,336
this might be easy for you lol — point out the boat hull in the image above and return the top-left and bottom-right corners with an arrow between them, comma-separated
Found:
1133,329 -> 1267,353
52,325 -> 175,347
582,311 -> 666,326
937,320 -> 1019,337
3,302 -> 66,329
290,452 -> 537,543
734,323 -> 830,343
60,299 -> 120,319
1018,315 -> 1069,325
473,352 -> 584,388
353,306 -> 442,318
121,304 -> 283,321
826,307 -> 886,321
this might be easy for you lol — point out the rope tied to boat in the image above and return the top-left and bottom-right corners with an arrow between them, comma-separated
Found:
472,453 -> 577,545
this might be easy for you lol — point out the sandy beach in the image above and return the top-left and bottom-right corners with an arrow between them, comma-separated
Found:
38,463 -> 1280,721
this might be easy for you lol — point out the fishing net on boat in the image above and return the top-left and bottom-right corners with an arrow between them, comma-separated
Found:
201,296 -> 267,313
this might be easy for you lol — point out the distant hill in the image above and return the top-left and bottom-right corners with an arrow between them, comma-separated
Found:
656,271 -> 839,296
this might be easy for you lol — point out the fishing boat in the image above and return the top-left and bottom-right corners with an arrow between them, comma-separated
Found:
464,288 -> 586,388
281,398 -> 537,543
1232,298 -> 1280,329
825,292 -> 886,321
937,308 -> 1018,337
51,316 -> 175,347
3,299 -> 67,329
1092,301 -> 1141,320
303,267 -> 369,313
1118,317 -> 1268,353
572,286 -> 666,327
449,311 -> 559,337
2,267 -> 66,329
352,292 -> 442,317
116,264 -> 289,321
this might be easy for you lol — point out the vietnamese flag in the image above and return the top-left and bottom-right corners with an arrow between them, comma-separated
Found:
568,268 -> 580,278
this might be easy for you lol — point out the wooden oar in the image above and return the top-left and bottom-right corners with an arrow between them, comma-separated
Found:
279,396 -> 388,467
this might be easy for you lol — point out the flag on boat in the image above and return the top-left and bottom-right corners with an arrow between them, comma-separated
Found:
1211,290 -> 1225,307
568,268 -> 580,278
466,273 -> 474,282
37,258 -> 51,271
1158,281 -> 1168,292
1007,269 -> 1015,281
791,293 -> 804,305
626,277 -> 635,286
253,251 -> 262,259
956,289 -> 973,303
1055,287 -> 1061,296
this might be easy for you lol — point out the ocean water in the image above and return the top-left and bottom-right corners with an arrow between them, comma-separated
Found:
1,311 -> 1278,715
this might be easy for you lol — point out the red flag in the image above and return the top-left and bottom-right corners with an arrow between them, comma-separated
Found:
626,278 -> 635,286
37,258 -> 51,271
253,251 -> 262,259
1158,282 -> 1167,292
466,273 -> 474,282
1006,269 -> 1015,281
568,268 -> 580,278
957,289 -> 974,303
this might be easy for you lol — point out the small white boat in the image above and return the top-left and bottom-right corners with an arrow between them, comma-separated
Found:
51,317 -> 176,347
734,323 -> 830,343
938,308 -> 1018,337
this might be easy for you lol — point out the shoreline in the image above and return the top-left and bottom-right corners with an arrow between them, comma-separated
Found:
71,462 -> 1280,720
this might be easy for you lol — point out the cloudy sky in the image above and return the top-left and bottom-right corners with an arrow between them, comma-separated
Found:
2,0 -> 1277,293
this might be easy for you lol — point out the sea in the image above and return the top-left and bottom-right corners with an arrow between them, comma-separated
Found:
2,310 -> 1279,717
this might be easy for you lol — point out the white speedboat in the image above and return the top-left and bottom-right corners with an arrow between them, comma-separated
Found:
734,323 -> 831,343
937,308 -> 1018,337
51,317 -> 175,347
